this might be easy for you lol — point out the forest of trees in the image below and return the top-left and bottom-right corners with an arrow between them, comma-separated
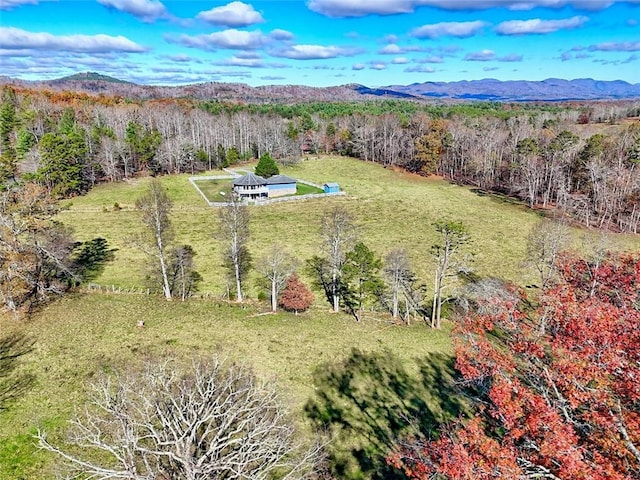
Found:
1,85 -> 639,231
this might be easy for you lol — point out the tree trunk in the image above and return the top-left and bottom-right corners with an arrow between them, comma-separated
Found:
431,270 -> 439,328
157,236 -> 172,300
392,284 -> 399,319
234,259 -> 243,302
332,271 -> 339,312
271,279 -> 277,312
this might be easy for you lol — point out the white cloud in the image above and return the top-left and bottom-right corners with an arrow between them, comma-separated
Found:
309,0 -> 417,18
196,1 -> 264,27
405,65 -> 436,73
270,44 -> 358,60
378,43 -> 422,54
495,16 -> 589,34
170,29 -> 269,51
308,0 -> 636,17
0,27 -> 147,53
411,21 -> 487,39
352,63 -> 366,70
417,55 -> 444,63
464,49 -> 495,61
270,29 -> 295,41
588,41 -> 640,51
218,55 -> 266,67
166,54 -> 195,63
392,56 -> 409,64
97,0 -> 167,23
0,0 -> 38,10
379,43 -> 402,54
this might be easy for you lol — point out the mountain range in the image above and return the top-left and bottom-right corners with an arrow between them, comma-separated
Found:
3,73 -> 640,103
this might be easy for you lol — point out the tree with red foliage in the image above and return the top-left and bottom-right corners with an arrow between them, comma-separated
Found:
392,253 -> 640,480
279,274 -> 314,314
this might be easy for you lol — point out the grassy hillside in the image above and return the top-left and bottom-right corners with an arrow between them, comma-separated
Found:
57,156 -> 639,294
0,294 -> 450,479
1,156 -> 638,478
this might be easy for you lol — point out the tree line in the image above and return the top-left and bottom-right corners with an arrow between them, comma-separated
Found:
134,177 -> 471,328
1,85 -> 639,231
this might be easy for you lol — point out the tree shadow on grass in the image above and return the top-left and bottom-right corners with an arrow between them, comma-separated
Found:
0,332 -> 35,411
305,348 -> 468,480
70,237 -> 117,285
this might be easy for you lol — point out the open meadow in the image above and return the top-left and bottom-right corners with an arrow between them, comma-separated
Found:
1,156 -> 639,478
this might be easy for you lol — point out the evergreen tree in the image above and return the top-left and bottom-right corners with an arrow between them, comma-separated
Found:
37,129 -> 88,197
0,87 -> 18,184
254,152 -> 279,178
343,242 -> 383,319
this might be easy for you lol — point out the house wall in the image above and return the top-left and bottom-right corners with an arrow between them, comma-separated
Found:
234,185 -> 268,197
268,183 -> 296,198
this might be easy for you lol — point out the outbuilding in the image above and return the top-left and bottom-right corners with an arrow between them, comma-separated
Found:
323,182 -> 340,194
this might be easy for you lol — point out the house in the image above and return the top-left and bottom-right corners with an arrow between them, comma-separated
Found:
232,172 -> 268,200
266,175 -> 297,197
232,173 -> 298,200
323,182 -> 340,194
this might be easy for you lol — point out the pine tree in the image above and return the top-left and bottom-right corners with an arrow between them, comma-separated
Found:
254,152 -> 279,178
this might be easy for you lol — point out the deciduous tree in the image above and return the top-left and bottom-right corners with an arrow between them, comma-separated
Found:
525,218 -> 571,289
279,274 -> 314,314
168,244 -> 201,301
135,178 -> 174,300
430,220 -> 471,328
319,207 -> 357,313
218,198 -> 251,302
0,183 -> 76,314
38,357 -> 321,480
393,253 -> 640,480
383,248 -> 421,324
257,244 -> 297,312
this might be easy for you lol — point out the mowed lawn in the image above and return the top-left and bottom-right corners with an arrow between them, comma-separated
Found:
1,156 -> 638,478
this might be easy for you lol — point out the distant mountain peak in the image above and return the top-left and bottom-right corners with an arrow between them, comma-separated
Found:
381,78 -> 640,101
54,72 -> 131,84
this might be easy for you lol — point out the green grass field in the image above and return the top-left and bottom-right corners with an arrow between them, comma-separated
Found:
1,156 -> 638,478
193,178 -> 234,201
54,156 -> 640,294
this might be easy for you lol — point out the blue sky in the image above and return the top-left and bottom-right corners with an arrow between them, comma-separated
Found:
1,0 -> 639,86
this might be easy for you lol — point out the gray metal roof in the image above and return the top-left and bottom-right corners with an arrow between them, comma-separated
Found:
232,172 -> 267,186
266,175 -> 297,185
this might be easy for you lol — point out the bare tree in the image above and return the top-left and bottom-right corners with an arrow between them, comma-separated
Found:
383,248 -> 417,324
320,207 -> 357,313
430,220 -> 472,329
168,245 -> 201,301
0,183 -> 76,314
256,244 -> 297,312
135,178 -> 173,300
218,198 -> 251,302
37,358 -> 321,480
525,218 -> 572,289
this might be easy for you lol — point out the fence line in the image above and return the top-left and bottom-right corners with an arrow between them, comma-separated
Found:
83,283 -> 223,299
189,175 -> 345,207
